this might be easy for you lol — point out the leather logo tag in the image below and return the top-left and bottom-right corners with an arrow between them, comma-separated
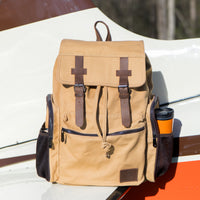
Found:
120,168 -> 138,183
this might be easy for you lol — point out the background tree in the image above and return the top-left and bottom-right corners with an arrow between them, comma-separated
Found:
167,0 -> 175,39
190,0 -> 197,37
92,0 -> 200,40
156,0 -> 167,39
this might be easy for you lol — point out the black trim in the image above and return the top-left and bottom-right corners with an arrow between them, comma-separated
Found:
61,126 -> 144,138
46,94 -> 54,148
155,108 -> 174,120
160,94 -> 200,107
150,96 -> 159,147
108,127 -> 144,136
106,186 -> 130,200
0,138 -> 37,150
62,128 -> 98,137
36,123 -> 50,181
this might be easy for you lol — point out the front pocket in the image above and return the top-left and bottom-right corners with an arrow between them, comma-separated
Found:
60,126 -> 145,157
61,126 -> 145,142
36,123 -> 50,181
59,126 -> 146,185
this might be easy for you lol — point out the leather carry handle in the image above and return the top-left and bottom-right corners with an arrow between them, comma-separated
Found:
94,21 -> 112,41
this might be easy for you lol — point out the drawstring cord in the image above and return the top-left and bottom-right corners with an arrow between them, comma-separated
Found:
93,86 -> 113,158
101,86 -> 113,158
102,141 -> 114,159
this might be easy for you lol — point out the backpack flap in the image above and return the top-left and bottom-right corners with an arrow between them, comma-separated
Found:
56,39 -> 146,128
57,39 -> 146,88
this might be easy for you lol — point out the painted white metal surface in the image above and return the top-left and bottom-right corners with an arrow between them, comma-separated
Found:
171,96 -> 200,137
0,7 -> 200,147
170,97 -> 200,163
0,141 -> 36,159
0,160 -> 115,200
0,140 -> 116,199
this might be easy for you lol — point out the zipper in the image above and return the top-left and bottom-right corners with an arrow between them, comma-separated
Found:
107,126 -> 144,136
61,129 -> 68,144
150,96 -> 159,147
46,94 -> 54,148
61,126 -> 145,142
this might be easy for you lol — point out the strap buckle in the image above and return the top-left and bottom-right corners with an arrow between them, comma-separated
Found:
118,85 -> 130,99
118,85 -> 130,93
74,84 -> 86,93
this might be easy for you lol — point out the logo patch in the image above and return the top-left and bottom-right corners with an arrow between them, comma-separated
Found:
120,168 -> 138,183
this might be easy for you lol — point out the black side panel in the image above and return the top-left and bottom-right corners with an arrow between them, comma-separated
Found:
36,123 -> 50,181
155,134 -> 173,178
47,94 -> 54,148
149,96 -> 174,179
150,96 -> 159,147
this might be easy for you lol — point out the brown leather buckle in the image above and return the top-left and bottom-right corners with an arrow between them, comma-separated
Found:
74,84 -> 86,97
118,85 -> 129,92
118,85 -> 130,99
74,84 -> 86,92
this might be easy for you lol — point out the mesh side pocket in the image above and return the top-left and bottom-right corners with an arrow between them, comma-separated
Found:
155,133 -> 173,178
36,123 -> 50,181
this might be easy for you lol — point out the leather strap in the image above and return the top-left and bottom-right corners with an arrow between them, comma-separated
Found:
116,57 -> 132,128
71,56 -> 87,127
94,21 -> 112,41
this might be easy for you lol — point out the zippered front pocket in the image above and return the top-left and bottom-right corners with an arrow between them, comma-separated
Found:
60,126 -> 145,143
58,125 -> 146,185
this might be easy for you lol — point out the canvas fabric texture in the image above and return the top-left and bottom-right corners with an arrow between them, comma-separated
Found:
36,21 -> 173,186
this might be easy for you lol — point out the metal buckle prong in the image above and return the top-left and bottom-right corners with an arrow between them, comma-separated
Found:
74,84 -> 86,93
118,85 -> 129,93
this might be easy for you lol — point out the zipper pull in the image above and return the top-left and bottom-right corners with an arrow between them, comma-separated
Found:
64,134 -> 67,144
61,130 -> 64,142
49,137 -> 53,148
153,137 -> 157,147
61,129 -> 67,144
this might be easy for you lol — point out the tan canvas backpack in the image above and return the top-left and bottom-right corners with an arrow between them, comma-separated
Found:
36,21 -> 173,186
